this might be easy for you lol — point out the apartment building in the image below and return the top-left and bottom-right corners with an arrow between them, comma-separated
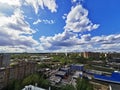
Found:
82,52 -> 100,59
106,52 -> 120,58
0,53 -> 10,67
0,60 -> 37,90
0,68 -> 6,89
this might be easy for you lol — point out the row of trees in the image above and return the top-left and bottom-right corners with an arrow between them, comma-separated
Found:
76,78 -> 93,90
3,72 -> 93,90
3,74 -> 93,90
52,53 -> 91,65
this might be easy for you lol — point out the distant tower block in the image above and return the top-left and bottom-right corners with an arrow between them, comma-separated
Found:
65,50 -> 68,56
65,52 -> 67,56
0,53 -> 10,67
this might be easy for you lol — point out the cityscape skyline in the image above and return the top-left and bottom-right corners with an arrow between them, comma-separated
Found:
0,0 -> 120,53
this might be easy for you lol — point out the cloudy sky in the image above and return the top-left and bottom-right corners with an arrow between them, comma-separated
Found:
0,0 -> 120,53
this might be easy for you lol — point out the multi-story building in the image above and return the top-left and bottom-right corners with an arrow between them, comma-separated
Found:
82,52 -> 100,59
0,68 -> 6,89
0,54 -> 3,67
106,52 -> 120,59
0,53 -> 10,67
0,60 -> 37,90
104,52 -> 120,63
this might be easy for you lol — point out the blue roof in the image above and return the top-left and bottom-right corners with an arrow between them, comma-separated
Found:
70,64 -> 84,71
94,72 -> 120,84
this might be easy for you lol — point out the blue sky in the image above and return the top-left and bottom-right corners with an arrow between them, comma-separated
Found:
0,0 -> 120,52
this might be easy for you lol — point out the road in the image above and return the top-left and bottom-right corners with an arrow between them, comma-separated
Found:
110,84 -> 120,90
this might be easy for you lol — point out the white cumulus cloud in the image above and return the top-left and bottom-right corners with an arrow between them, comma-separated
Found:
0,0 -> 21,7
0,0 -> 59,52
0,9 -> 39,52
64,5 -> 99,32
33,19 -> 42,25
33,19 -> 55,25
24,0 -> 57,14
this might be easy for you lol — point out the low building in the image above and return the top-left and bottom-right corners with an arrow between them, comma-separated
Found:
70,64 -> 84,71
60,67 -> 70,75
94,71 -> 120,84
72,71 -> 83,79
49,76 -> 62,84
108,58 -> 120,63
55,71 -> 66,78
85,69 -> 103,75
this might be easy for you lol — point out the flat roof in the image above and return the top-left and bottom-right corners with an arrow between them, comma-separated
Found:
56,71 -> 66,76
73,71 -> 83,78
71,64 -> 84,66
22,85 -> 46,90
94,72 -> 120,84
60,67 -> 70,70
49,76 -> 61,83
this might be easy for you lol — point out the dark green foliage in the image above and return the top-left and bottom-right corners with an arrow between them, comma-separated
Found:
22,73 -> 50,89
76,78 -> 93,90
3,80 -> 22,90
50,86 -> 61,90
22,74 -> 39,86
3,73 -> 50,90
61,84 -> 75,90
14,80 -> 21,90
11,53 -> 30,59
37,63 -> 51,68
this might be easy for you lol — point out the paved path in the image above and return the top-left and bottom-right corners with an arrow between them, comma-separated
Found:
110,84 -> 120,90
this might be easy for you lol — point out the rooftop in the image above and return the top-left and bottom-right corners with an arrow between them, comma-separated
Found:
60,67 -> 70,71
22,85 -> 46,90
94,71 -> 120,84
49,76 -> 61,83
71,64 -> 84,66
56,71 -> 66,76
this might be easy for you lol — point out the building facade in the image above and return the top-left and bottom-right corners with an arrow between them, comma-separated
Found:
82,52 -> 100,59
0,61 -> 37,90
0,53 -> 10,67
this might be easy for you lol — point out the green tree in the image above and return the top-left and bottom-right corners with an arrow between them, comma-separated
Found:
86,84 -> 94,90
39,79 -> 50,88
3,79 -> 22,90
14,80 -> 21,90
6,80 -> 16,90
22,73 -> 50,89
22,74 -> 39,86
76,78 -> 93,90
61,84 -> 75,90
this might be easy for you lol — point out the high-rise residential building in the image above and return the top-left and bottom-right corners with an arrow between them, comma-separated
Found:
0,53 -> 10,67
0,55 -> 2,67
82,52 -> 100,59
0,60 -> 37,90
